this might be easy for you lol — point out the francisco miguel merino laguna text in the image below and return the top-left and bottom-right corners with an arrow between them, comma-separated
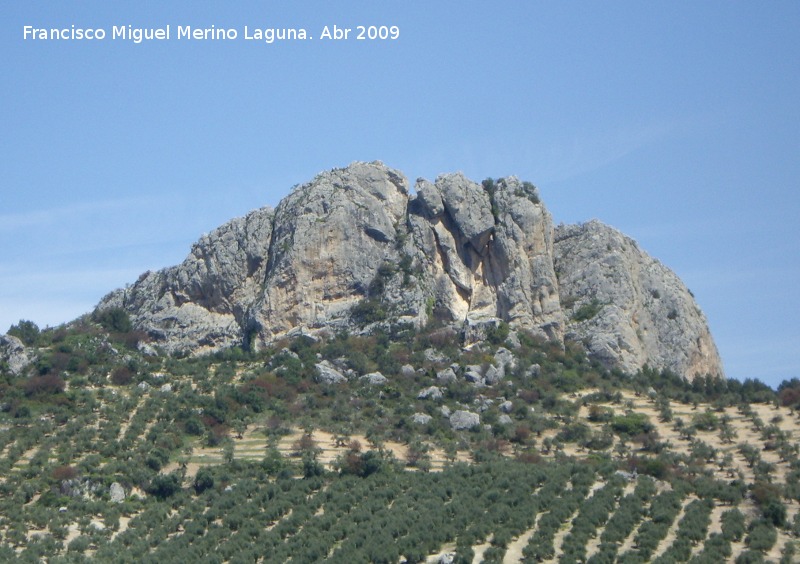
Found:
23,25 -> 310,43
23,24 -> 400,43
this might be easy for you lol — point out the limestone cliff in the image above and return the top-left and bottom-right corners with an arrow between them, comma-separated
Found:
96,161 -> 723,379
554,221 -> 723,379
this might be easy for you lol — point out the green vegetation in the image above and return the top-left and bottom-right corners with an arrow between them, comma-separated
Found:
0,316 -> 798,561
573,298 -> 604,322
7,319 -> 40,346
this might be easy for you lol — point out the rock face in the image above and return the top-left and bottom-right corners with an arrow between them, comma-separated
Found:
99,207 -> 275,354
554,220 -> 723,379
96,161 -> 723,379
449,410 -> 480,430
0,334 -> 35,375
409,175 -> 562,342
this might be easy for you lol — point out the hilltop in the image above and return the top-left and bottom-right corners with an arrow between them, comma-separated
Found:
9,163 -> 800,563
96,161 -> 722,380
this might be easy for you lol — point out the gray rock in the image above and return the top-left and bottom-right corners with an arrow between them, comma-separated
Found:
137,382 -> 150,391
315,360 -> 346,384
554,220 -> 723,378
280,348 -> 300,360
0,334 -> 35,375
436,173 -> 495,252
248,162 -> 410,345
525,364 -> 541,378
474,397 -> 493,412
400,364 -> 416,377
412,413 -> 433,425
494,347 -> 517,377
137,342 -> 158,356
499,400 -> 513,413
361,372 -> 387,385
484,365 -> 501,385
464,365 -> 483,384
498,414 -> 513,426
424,348 -> 449,364
91,163 -> 722,380
415,178 -> 445,217
438,554 -> 455,564
418,386 -> 443,400
159,383 -> 172,393
436,367 -> 457,384
440,405 -> 451,418
450,410 -> 480,430
97,205 -> 276,355
109,482 -> 125,503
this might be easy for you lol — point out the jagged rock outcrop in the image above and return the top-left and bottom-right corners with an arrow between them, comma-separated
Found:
246,162 -> 414,347
95,161 -> 723,379
554,220 -> 723,379
0,334 -> 35,375
408,175 -> 562,342
99,207 -> 274,354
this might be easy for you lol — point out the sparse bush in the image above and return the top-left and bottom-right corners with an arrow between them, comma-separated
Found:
350,298 -> 387,324
148,473 -> 181,500
23,373 -> 65,396
746,519 -> 777,552
111,366 -> 134,385
194,468 -> 214,494
572,299 -> 603,322
94,307 -> 132,333
611,413 -> 653,437
8,319 -> 40,346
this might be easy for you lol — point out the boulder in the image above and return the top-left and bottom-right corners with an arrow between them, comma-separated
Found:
0,334 -> 35,375
418,386 -> 443,400
315,361 -> 346,384
436,367 -> 457,384
449,410 -> 480,430
109,482 -> 125,503
412,413 -> 433,425
361,372 -> 388,385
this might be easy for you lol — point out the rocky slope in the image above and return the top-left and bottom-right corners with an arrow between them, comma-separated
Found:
96,161 -> 723,379
553,221 -> 722,379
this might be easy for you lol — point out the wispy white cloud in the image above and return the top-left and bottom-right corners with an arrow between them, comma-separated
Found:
0,197 -> 155,233
536,120 -> 676,184
0,267 -> 145,332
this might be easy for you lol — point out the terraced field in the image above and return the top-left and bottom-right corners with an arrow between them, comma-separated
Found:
2,326 -> 800,562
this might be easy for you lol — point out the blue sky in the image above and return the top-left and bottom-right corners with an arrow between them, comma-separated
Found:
2,2 -> 798,388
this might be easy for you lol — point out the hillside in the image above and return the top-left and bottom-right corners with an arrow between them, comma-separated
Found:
1,318 -> 799,562
2,163 -> 794,563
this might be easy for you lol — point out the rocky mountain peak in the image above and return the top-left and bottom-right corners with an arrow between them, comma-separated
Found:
96,162 -> 723,379
554,220 -> 723,379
